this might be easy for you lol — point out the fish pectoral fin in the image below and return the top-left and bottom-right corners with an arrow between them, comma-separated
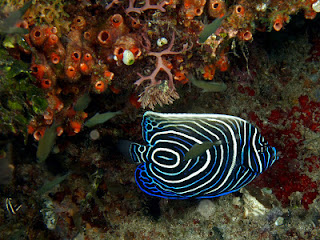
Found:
135,163 -> 181,199
183,140 -> 222,161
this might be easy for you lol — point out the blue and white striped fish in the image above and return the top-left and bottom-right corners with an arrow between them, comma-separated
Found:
119,111 -> 278,199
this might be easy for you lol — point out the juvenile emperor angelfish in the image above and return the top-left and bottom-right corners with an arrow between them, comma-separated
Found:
119,111 -> 278,199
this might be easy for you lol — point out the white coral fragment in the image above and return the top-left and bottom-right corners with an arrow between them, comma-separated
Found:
241,188 -> 269,217
138,81 -> 179,110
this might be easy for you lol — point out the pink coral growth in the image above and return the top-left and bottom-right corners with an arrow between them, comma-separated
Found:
135,32 -> 189,89
125,0 -> 169,14
105,0 -> 121,10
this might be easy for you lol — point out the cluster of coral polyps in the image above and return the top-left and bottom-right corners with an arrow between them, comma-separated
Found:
25,12 -> 144,139
184,0 -> 319,79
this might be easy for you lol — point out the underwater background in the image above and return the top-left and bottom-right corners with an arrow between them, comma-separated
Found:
0,0 -> 320,239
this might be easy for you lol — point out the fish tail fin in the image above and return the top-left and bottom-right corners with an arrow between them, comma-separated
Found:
117,140 -> 148,163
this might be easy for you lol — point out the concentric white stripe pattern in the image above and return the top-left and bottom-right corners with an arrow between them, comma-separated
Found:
131,112 -> 278,199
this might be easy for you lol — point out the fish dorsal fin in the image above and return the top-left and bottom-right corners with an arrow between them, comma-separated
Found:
142,111 -> 224,144
141,111 -> 237,157
135,163 -> 184,199
142,111 -> 164,144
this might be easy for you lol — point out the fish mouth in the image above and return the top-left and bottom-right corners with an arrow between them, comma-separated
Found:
272,146 -> 279,161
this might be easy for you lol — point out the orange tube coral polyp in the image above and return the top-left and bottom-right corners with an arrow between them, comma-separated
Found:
104,70 -> 114,80
80,63 -> 90,74
43,108 -> 54,120
33,127 -> 46,141
54,99 -> 64,112
212,2 -> 220,10
130,47 -> 142,58
66,66 -> 77,79
114,47 -> 124,60
238,29 -> 252,41
47,34 -> 58,46
44,26 -> 57,36
72,16 -> 86,30
130,18 -> 141,29
174,71 -> 187,84
273,19 -> 283,31
84,31 -> 92,41
194,7 -> 203,16
30,26 -> 47,46
70,121 -> 81,133
209,0 -> 226,18
109,85 -> 120,94
71,51 -> 81,62
95,81 -> 106,93
98,30 -> 112,46
56,126 -> 64,136
83,53 -> 92,61
110,14 -> 124,28
83,28 -> 98,44
183,0 -> 206,19
41,79 -> 52,89
234,5 -> 245,16
51,53 -> 60,64
31,64 -> 46,79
